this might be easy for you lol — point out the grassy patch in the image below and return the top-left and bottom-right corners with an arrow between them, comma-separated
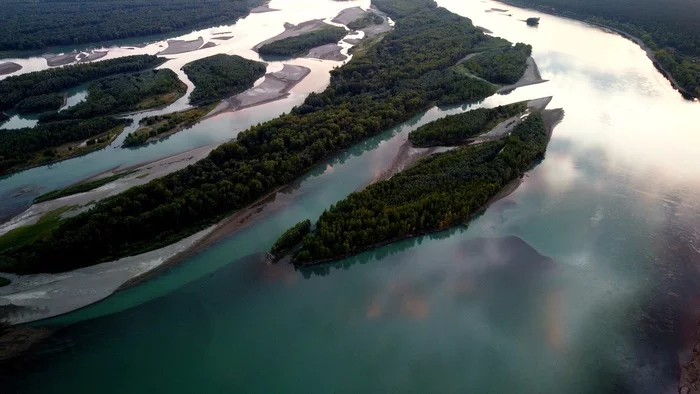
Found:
0,206 -> 74,254
34,170 -> 136,203
123,105 -> 214,147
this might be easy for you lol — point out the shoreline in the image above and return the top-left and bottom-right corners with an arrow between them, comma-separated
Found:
494,0 -> 698,100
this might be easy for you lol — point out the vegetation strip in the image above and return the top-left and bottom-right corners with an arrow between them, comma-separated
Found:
123,105 -> 216,147
281,113 -> 552,265
33,171 -> 138,204
409,102 -> 527,147
0,0 -> 527,274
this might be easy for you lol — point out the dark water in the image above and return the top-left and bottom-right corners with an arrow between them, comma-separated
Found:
4,0 -> 700,392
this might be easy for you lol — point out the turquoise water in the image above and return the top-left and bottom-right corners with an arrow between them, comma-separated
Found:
5,0 -> 700,392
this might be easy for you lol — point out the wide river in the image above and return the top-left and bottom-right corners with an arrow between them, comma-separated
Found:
4,0 -> 700,392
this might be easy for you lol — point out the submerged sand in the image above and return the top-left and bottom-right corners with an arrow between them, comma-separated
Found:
0,62 -> 22,76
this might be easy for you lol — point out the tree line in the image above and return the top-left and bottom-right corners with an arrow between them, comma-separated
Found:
123,105 -> 213,147
285,113 -> 550,264
0,0 -> 261,51
0,55 -> 165,111
0,3 -> 507,274
257,27 -> 348,58
409,102 -> 527,146
183,54 -> 267,105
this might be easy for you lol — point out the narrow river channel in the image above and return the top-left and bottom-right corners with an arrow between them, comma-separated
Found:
3,0 -> 700,392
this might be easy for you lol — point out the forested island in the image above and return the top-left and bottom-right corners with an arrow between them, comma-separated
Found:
497,0 -> 700,99
408,102 -> 527,147
123,105 -> 215,147
41,69 -> 186,121
183,54 -> 267,105
279,113 -> 551,265
460,43 -> 532,85
0,117 -> 131,175
0,0 -> 518,274
0,55 -> 188,175
0,0 -> 261,52
257,26 -> 348,58
0,55 -> 165,112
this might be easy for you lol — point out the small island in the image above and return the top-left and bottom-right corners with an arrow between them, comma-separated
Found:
526,17 -> 540,26
257,26 -> 348,58
183,54 -> 267,105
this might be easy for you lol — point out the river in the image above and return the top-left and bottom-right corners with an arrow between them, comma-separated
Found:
3,0 -> 700,392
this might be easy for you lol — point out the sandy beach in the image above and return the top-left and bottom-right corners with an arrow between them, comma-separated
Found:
306,43 -> 347,61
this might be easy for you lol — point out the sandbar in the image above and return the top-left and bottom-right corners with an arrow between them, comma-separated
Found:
332,6 -> 367,25
497,57 -> 548,93
0,62 -> 22,76
43,52 -> 78,67
158,36 -> 204,55
211,64 -> 310,114
212,36 -> 234,40
306,43 -> 347,61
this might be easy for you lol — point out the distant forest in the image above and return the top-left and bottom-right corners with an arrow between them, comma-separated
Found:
500,0 -> 700,98
0,0 -> 261,51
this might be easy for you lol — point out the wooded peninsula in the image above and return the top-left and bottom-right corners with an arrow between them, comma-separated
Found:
257,27 -> 348,58
182,54 -> 267,105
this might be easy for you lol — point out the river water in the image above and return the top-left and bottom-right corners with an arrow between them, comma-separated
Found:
4,0 -> 700,392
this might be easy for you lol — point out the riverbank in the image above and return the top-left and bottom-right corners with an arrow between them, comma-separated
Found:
494,0 -> 698,100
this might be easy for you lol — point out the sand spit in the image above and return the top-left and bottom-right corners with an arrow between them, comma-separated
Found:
211,64 -> 310,115
43,52 -> 78,67
254,20 -> 329,50
332,6 -> 367,25
0,226 -> 215,325
0,145 -> 217,235
43,50 -> 109,67
212,36 -> 234,40
497,57 -> 548,93
0,62 -> 22,76
158,36 -> 204,55
306,43 -> 347,61
250,0 -> 279,13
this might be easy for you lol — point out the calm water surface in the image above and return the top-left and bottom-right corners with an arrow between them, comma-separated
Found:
4,0 -> 700,393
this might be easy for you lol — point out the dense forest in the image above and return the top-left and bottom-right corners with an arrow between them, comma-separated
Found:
499,0 -> 700,98
270,220 -> 311,257
123,105 -> 214,147
41,69 -> 186,121
461,43 -> 532,85
347,13 -> 385,30
15,94 -> 64,114
409,102 -> 527,147
0,117 -> 130,175
0,2 -> 506,274
371,0 -> 437,18
0,55 -> 165,112
183,54 -> 267,105
284,114 -> 549,265
0,0 -> 261,51
257,27 -> 349,58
